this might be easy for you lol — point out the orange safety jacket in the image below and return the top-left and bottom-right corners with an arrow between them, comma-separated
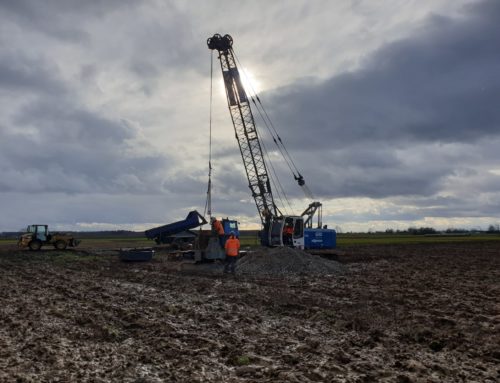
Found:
213,220 -> 225,235
284,226 -> 293,235
224,237 -> 240,257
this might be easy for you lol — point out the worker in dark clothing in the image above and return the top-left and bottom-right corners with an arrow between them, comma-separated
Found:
224,231 -> 240,274
211,217 -> 225,248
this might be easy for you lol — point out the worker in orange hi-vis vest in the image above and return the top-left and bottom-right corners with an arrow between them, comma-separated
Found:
211,217 -> 225,248
224,232 -> 240,274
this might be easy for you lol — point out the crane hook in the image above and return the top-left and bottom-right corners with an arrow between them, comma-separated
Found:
295,174 -> 305,186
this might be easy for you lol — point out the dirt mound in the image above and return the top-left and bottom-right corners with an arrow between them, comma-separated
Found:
237,247 -> 345,276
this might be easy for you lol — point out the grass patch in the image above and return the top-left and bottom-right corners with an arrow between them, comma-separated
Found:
232,355 -> 251,366
239,235 -> 261,247
236,232 -> 500,247
0,239 -> 18,245
81,237 -> 152,247
337,233 -> 500,246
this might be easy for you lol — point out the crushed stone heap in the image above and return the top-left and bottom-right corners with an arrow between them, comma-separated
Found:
236,246 -> 345,276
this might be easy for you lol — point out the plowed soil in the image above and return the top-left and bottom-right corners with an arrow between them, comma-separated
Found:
0,242 -> 499,382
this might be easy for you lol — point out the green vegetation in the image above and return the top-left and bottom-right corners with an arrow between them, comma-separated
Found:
237,232 -> 500,247
337,233 -> 500,246
233,355 -> 251,366
81,237 -> 152,247
75,232 -> 500,248
239,235 -> 261,247
3,230 -> 499,250
0,239 -> 18,245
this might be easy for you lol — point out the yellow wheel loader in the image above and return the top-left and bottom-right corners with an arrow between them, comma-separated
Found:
18,225 -> 80,251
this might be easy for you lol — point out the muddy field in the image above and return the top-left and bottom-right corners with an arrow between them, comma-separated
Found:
0,242 -> 499,382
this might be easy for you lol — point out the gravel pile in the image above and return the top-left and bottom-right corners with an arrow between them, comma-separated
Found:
237,247 -> 345,276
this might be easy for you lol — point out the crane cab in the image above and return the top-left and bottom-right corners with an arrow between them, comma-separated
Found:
267,216 -> 305,249
222,218 -> 239,241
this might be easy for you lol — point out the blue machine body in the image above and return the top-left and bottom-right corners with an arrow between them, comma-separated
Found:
222,219 -> 239,237
219,219 -> 239,247
304,228 -> 336,249
145,210 -> 207,244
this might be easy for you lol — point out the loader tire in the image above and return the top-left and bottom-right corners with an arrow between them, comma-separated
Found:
29,240 -> 42,251
54,240 -> 67,250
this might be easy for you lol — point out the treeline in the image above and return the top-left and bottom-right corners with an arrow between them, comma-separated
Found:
0,230 -> 144,239
2,226 -> 499,239
383,225 -> 500,235
0,229 -> 262,239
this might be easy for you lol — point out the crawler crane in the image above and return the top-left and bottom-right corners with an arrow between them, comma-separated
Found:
207,34 -> 335,249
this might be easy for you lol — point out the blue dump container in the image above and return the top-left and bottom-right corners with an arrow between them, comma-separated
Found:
119,248 -> 155,262
304,228 -> 337,249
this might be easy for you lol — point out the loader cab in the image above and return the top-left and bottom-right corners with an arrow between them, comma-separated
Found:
27,225 -> 49,241
268,216 -> 304,248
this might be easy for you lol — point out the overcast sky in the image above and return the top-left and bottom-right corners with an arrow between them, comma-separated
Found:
1,0 -> 499,232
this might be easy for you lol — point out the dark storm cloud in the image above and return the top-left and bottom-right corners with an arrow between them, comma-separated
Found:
161,171 -> 207,196
0,54 -> 65,94
407,195 -> 500,218
0,101 -> 170,194
270,0 -> 500,149
0,37 -> 170,195
0,0 -> 90,43
280,142 -> 472,199
0,0 -> 199,74
125,14 -> 197,74
0,0 -> 140,43
13,98 -> 134,144
257,0 -> 500,201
